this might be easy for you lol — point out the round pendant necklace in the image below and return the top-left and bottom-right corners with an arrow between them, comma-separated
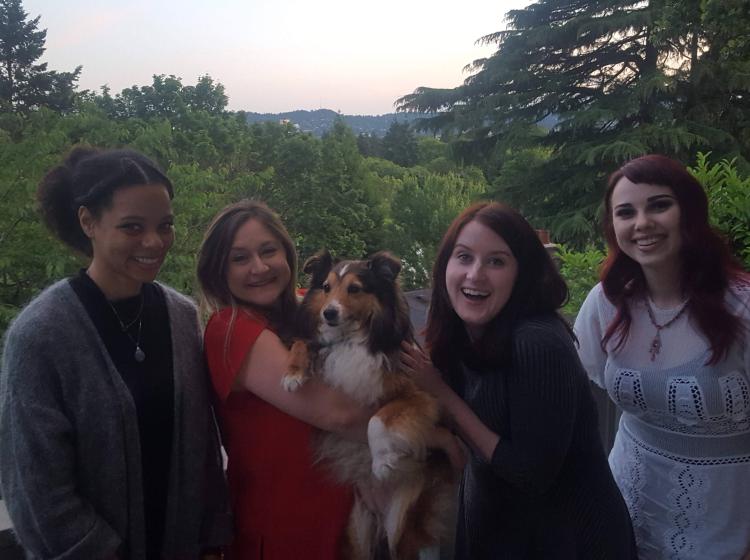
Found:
644,297 -> 689,361
107,295 -> 146,362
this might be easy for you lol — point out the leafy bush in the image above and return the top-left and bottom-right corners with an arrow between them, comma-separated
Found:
558,245 -> 605,315
689,153 -> 750,269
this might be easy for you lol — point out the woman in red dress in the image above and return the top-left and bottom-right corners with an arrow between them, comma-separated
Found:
197,200 -> 370,559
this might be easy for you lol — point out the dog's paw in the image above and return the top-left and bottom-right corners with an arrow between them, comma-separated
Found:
372,449 -> 404,481
281,373 -> 307,392
368,417 -> 411,481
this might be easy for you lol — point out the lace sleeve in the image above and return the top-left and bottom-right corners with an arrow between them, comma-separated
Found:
574,284 -> 610,387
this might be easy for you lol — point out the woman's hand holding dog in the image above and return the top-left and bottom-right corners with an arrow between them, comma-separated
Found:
400,342 -> 448,398
427,425 -> 467,474
400,341 -> 500,464
400,342 -> 467,473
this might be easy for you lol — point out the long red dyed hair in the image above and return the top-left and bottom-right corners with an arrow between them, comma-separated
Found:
600,154 -> 747,363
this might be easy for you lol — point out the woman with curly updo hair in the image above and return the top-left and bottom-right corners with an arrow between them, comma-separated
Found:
0,147 -> 231,560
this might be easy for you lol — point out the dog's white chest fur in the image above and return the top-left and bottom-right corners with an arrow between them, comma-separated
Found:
320,338 -> 386,405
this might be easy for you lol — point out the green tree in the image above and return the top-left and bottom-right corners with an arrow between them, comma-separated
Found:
182,75 -> 228,114
0,108 -> 83,333
356,132 -> 383,158
0,0 -> 80,112
689,152 -> 750,268
381,120 -> 419,167
92,74 -> 227,120
415,136 -> 447,166
378,169 -> 486,288
398,0 -> 750,246
255,120 -> 384,263
558,246 -> 605,315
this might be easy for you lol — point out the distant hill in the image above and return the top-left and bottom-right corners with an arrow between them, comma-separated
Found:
243,108 -> 433,137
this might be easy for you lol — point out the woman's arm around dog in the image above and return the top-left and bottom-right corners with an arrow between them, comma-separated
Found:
401,342 -> 499,464
233,328 -> 371,439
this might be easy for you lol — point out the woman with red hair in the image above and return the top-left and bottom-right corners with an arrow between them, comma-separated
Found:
575,154 -> 750,559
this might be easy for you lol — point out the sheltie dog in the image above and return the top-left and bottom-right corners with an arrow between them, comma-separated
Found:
283,250 -> 453,560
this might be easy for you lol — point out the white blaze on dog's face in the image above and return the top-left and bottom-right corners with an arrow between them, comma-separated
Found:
313,266 -> 383,341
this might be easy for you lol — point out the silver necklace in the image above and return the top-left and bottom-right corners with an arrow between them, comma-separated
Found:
107,296 -> 146,362
644,297 -> 689,362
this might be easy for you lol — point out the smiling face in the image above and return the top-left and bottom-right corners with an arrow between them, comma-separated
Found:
610,177 -> 682,276
226,218 -> 292,309
445,219 -> 519,340
80,183 -> 174,300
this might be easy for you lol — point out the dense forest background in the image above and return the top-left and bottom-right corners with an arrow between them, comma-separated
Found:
1,0 -> 749,335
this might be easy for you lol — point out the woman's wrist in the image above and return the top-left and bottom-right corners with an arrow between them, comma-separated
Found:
421,364 -> 451,398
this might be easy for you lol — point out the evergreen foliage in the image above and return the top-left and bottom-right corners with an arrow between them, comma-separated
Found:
1,0 -> 748,338
398,0 -> 750,246
381,121 -> 419,167
0,0 -> 80,112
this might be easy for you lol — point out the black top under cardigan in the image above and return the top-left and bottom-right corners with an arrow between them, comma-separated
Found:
451,314 -> 637,560
70,272 -> 174,560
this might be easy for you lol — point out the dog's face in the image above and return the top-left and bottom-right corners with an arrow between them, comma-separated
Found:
301,250 -> 412,353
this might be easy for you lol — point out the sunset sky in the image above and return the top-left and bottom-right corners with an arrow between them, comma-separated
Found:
24,0 -> 529,114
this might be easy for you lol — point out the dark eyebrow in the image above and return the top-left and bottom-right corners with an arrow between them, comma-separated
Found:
118,214 -> 174,221
614,194 -> 675,210
454,243 -> 512,257
489,250 -> 513,258
230,240 -> 279,253
647,194 -> 676,202
453,243 -> 475,253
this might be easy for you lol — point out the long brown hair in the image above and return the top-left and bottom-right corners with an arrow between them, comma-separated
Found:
600,154 -> 747,363
196,200 -> 298,336
425,201 -> 569,374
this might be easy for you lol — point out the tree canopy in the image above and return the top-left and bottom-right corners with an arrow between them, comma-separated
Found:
1,0 -> 748,336
398,0 -> 750,244
0,86 -> 487,333
0,0 -> 80,112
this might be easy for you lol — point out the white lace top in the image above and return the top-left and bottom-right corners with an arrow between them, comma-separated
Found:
575,282 -> 750,560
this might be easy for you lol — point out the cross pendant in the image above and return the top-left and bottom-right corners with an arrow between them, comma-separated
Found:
649,332 -> 662,361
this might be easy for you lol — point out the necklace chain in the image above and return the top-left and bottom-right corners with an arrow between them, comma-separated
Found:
645,297 -> 689,362
107,295 -> 146,362
108,295 -> 144,331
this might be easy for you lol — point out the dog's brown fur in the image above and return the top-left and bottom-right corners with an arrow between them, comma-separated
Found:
283,250 -> 453,560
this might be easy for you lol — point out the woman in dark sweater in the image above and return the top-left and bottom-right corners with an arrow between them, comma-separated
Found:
401,202 -> 637,559
0,147 -> 230,560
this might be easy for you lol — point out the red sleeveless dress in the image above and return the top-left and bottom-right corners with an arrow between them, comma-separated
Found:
204,308 -> 353,559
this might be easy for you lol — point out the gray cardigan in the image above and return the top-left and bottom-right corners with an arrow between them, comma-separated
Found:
0,280 -> 232,560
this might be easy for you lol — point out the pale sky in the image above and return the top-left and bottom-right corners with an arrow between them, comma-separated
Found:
24,0 -> 529,115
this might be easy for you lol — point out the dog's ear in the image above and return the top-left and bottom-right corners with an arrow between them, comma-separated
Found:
303,250 -> 334,288
367,251 -> 401,284
366,251 -> 413,354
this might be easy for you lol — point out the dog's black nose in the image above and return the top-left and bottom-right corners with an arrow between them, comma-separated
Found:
323,307 -> 339,322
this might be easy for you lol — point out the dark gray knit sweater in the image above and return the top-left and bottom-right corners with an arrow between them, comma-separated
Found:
0,280 -> 231,560
453,315 -> 637,559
